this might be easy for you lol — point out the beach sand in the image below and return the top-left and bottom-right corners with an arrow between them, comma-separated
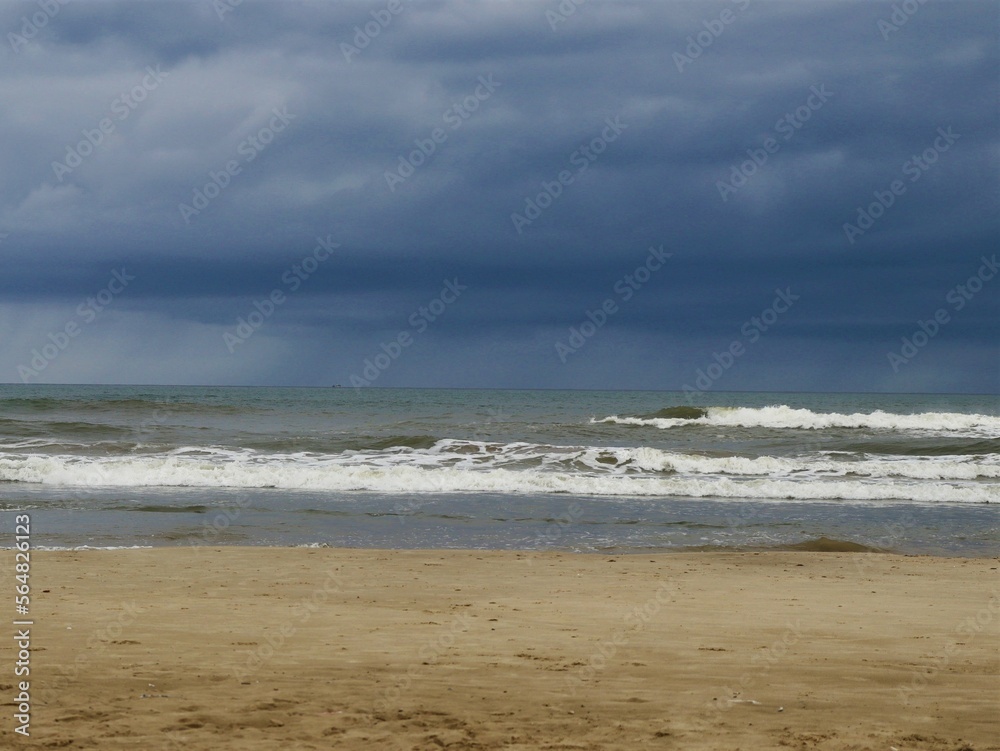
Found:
4,547 -> 998,750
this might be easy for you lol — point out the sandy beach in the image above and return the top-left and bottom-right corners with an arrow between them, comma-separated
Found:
3,547 -> 997,750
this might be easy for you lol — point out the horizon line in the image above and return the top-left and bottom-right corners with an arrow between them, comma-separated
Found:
0,383 -> 997,397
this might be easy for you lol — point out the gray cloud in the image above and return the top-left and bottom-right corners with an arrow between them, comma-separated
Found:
0,0 -> 996,391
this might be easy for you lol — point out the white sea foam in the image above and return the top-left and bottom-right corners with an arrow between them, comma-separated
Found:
595,405 -> 1000,435
620,447 -> 1000,481
0,438 -> 83,450
0,441 -> 996,504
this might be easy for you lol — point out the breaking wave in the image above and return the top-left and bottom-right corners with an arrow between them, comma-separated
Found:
1,439 -> 996,504
595,405 -> 1000,436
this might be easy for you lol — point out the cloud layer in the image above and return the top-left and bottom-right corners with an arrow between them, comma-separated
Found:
1,0 -> 997,391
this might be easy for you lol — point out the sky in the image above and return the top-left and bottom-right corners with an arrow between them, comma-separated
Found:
0,0 -> 997,392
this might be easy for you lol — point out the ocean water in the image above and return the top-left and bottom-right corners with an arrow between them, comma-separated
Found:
0,385 -> 997,555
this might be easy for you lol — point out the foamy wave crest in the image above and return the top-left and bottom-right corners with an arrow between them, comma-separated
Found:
620,447 -> 1000,481
595,405 -> 1000,435
0,444 -> 996,504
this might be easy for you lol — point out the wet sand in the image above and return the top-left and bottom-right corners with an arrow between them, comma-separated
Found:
3,547 -> 998,750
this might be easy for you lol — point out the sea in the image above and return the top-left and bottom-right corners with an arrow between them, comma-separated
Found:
1,385 -> 997,556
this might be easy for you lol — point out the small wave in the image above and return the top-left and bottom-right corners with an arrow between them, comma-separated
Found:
642,406 -> 709,420
595,405 -> 1000,436
245,434 -> 441,453
0,396 -> 248,415
364,434 -> 441,451
129,504 -> 210,514
833,438 -> 1000,457
780,536 -> 885,553
0,418 -> 135,437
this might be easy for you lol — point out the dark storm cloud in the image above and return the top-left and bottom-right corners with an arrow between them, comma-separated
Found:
0,0 -> 996,390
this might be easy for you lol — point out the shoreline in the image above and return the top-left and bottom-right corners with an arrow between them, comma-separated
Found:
4,547 -> 998,749
17,535 -> 1000,558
